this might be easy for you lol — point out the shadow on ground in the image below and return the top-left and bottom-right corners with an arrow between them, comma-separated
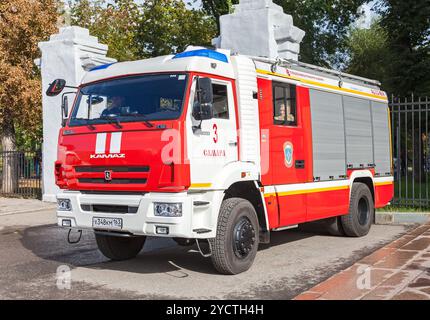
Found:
19,222 -> 333,276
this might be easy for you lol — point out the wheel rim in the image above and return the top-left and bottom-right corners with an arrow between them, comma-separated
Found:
358,197 -> 370,226
233,217 -> 256,259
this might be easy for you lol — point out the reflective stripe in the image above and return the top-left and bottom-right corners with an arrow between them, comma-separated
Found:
95,133 -> 107,154
190,183 -> 212,189
264,180 -> 350,198
110,132 -> 122,154
256,69 -> 388,102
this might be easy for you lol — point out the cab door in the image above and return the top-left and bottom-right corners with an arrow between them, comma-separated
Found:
186,76 -> 238,188
266,81 -> 310,226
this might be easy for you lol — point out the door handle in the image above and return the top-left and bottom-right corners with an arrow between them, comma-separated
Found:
295,160 -> 305,169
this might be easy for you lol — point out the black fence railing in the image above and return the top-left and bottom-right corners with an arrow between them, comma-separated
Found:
390,95 -> 430,208
0,150 -> 42,199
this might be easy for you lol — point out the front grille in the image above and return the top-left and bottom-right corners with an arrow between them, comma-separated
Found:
78,178 -> 147,184
81,204 -> 138,214
75,166 -> 149,173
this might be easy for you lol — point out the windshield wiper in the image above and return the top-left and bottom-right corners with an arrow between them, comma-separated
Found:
73,118 -> 96,130
100,115 -> 123,129
121,114 -> 154,128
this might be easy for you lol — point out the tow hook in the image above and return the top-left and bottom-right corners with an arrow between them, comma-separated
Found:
196,238 -> 212,258
67,229 -> 82,244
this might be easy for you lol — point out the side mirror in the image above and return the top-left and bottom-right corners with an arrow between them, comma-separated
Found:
193,77 -> 213,121
46,79 -> 66,97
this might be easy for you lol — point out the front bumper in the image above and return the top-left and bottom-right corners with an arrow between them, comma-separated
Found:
56,190 -> 223,239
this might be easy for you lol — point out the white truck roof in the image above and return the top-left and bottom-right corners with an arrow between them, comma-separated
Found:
80,48 -> 387,103
81,49 -> 235,85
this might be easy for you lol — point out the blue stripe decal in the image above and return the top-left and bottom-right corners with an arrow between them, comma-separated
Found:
173,49 -> 228,63
89,63 -> 116,72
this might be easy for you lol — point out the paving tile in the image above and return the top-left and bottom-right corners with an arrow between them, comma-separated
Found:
316,268 -> 393,300
379,271 -> 412,287
386,235 -> 416,249
361,286 -> 394,300
294,292 -> 322,300
294,222 -> 430,300
401,237 -> 430,251
419,287 -> 430,295
408,277 -> 430,288
374,250 -> 419,269
358,248 -> 396,266
392,290 -> 429,300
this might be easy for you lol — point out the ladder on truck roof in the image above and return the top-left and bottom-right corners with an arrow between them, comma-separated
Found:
248,55 -> 382,87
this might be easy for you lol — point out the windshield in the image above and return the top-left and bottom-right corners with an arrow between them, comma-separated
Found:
69,74 -> 188,127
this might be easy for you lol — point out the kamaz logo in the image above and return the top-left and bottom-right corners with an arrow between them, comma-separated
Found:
90,154 -> 125,159
91,132 -> 125,159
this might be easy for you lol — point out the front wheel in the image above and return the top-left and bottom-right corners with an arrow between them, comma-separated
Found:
95,233 -> 146,261
341,182 -> 374,237
209,198 -> 259,275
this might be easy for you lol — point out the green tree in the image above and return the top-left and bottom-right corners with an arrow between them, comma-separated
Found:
201,0 -> 238,32
136,0 -> 217,58
0,0 -> 59,192
377,0 -> 430,97
202,0 -> 367,67
346,22 -> 391,89
274,0 -> 368,67
69,0 -> 141,61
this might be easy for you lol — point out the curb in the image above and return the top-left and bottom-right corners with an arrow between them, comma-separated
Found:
0,206 -> 56,217
376,212 -> 430,225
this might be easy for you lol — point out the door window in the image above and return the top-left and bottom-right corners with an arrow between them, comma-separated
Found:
273,83 -> 297,126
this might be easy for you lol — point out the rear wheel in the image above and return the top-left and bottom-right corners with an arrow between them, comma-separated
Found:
341,182 -> 374,237
95,233 -> 146,261
209,198 -> 259,275
323,216 -> 346,236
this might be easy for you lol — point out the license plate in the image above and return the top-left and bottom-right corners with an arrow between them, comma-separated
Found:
92,217 -> 123,230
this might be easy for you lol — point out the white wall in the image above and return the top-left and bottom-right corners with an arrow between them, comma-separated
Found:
37,26 -> 116,202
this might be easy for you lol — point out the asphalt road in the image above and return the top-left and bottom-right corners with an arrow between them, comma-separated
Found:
0,210 -> 411,299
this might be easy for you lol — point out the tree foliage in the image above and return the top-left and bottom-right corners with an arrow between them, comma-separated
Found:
274,0 -> 368,67
0,0 -> 59,151
69,0 -> 140,62
69,0 -> 217,61
201,0 -> 238,32
344,0 -> 430,96
376,0 -> 430,96
136,0 -> 216,58
346,22 -> 390,87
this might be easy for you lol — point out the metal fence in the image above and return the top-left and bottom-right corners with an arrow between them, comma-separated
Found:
0,150 -> 42,199
390,95 -> 430,208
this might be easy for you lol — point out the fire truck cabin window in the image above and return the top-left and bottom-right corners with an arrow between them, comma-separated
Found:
273,83 -> 297,126
212,84 -> 229,119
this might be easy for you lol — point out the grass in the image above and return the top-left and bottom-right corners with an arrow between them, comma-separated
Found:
377,206 -> 430,213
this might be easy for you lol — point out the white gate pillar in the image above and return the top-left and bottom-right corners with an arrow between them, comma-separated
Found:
37,26 -> 116,202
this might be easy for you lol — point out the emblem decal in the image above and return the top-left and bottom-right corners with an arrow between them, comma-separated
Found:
284,142 -> 294,168
104,170 -> 112,181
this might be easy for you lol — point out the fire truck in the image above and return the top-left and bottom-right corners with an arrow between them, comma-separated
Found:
48,47 -> 394,275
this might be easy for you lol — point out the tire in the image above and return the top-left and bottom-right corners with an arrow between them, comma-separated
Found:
209,198 -> 259,275
95,233 -> 146,261
173,238 -> 195,246
341,182 -> 374,237
323,216 -> 346,236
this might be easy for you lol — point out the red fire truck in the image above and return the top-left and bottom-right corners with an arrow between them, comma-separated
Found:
48,48 -> 394,274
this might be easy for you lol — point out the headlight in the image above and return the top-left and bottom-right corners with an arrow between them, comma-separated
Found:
57,199 -> 72,211
154,203 -> 182,217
